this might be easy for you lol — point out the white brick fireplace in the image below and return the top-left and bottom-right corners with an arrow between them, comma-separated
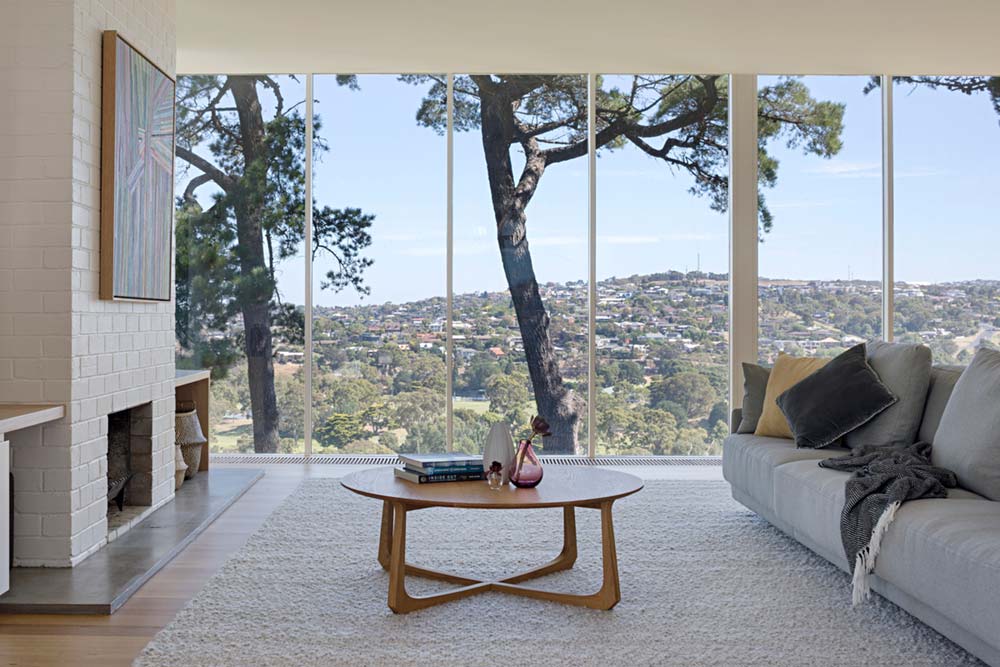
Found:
0,0 -> 177,567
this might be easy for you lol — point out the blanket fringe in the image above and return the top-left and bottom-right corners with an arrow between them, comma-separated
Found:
851,500 -> 901,606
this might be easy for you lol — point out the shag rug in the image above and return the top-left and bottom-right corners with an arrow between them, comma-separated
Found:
134,479 -> 982,666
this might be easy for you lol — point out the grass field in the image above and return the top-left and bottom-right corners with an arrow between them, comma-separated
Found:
210,420 -> 321,453
453,398 -> 490,414
211,398 -> 520,453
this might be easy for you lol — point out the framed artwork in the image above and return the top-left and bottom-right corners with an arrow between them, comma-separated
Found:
100,30 -> 175,301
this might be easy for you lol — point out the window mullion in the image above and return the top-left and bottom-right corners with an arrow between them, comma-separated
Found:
304,73 -> 314,457
882,74 -> 894,342
446,74 -> 455,451
587,73 -> 597,459
728,74 -> 759,415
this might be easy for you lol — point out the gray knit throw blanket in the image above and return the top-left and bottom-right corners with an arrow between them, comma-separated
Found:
819,442 -> 957,605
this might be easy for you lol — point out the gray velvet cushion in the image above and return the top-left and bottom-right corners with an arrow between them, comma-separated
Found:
736,363 -> 770,434
918,365 -> 965,444
845,340 -> 932,448
932,347 -> 1000,500
776,343 -> 897,449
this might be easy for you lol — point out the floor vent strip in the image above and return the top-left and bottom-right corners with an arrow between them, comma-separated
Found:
210,454 -> 722,467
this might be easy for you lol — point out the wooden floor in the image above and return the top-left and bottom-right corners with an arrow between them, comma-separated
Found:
0,462 -> 721,666
0,464 -> 338,667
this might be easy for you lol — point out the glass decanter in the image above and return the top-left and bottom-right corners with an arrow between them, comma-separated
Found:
509,439 -> 544,488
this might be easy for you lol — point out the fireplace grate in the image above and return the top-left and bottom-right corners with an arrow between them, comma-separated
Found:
209,453 -> 722,466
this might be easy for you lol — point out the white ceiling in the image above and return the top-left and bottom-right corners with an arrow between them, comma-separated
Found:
177,0 -> 1000,75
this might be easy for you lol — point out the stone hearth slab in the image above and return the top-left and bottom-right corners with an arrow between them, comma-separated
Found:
0,468 -> 263,614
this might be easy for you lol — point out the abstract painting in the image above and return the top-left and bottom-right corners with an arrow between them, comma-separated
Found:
100,31 -> 175,301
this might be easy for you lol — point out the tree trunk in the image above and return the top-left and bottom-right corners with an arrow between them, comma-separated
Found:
242,301 -> 280,452
230,76 -> 280,453
475,80 -> 581,453
496,212 -> 580,454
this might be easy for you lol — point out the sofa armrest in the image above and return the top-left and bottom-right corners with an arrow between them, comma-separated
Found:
730,408 -> 742,433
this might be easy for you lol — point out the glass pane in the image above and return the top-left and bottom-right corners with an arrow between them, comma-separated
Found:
175,74 -> 306,453
453,75 -> 589,455
312,75 -> 447,454
893,76 -> 1000,364
596,75 -> 730,456
757,76 -> 882,363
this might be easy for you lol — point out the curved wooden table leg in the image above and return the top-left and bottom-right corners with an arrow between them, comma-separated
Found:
378,501 -> 619,612
501,506 -> 578,584
377,501 -> 393,570
386,501 -> 492,614
379,500 -> 481,586
493,500 -> 621,610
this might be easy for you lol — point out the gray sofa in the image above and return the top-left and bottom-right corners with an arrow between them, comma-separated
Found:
724,365 -> 1000,666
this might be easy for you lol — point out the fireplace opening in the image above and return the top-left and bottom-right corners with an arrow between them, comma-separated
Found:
106,402 -> 154,537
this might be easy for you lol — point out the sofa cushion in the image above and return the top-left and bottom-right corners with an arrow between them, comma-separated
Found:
722,434 -> 846,513
845,340 -> 931,448
932,347 -> 1000,500
874,496 -> 1000,652
918,365 -> 964,444
772,460 -> 852,567
755,355 -> 829,439
773,459 -> 989,572
777,343 -> 897,449
736,362 -> 770,434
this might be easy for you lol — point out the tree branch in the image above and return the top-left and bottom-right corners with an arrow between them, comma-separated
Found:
543,76 -> 720,166
261,76 -> 285,117
182,173 -> 213,203
175,145 -> 236,192
541,119 -> 628,165
514,136 -> 546,210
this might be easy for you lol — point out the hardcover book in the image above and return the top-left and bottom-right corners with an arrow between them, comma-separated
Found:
394,468 -> 486,484
398,452 -> 483,471
409,464 -> 484,476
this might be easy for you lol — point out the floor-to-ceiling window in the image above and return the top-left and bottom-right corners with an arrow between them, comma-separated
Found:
595,74 -> 730,456
892,76 -> 1000,364
175,74 -> 306,454
757,76 -> 882,363
452,75 -> 590,455
311,75 -> 447,454
174,70 -> 995,456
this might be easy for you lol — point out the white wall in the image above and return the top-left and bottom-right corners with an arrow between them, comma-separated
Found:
177,0 -> 1000,75
0,0 -> 177,567
0,0 -> 78,567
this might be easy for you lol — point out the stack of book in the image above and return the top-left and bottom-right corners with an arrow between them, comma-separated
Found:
394,453 -> 485,484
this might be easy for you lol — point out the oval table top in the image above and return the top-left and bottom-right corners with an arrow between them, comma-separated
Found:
341,466 -> 643,509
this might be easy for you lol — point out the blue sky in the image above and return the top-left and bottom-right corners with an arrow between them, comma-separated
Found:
250,74 -> 1000,307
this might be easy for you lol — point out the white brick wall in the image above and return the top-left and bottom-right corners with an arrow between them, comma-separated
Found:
1,0 -> 177,567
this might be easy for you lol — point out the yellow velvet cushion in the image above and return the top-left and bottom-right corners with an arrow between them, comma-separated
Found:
754,354 -> 829,439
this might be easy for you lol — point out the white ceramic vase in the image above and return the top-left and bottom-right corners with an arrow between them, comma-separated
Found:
482,422 -> 515,484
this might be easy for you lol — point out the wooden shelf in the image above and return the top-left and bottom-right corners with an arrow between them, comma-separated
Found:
0,405 -> 65,436
174,369 -> 210,388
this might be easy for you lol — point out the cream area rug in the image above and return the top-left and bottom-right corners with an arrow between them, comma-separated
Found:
134,479 -> 982,666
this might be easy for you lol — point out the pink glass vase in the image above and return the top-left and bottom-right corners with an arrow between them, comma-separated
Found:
510,439 -> 543,488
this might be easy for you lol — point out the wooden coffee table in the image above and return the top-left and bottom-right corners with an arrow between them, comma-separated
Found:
341,466 -> 643,614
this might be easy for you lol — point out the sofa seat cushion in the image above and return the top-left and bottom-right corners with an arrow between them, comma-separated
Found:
772,460 -> 854,568
723,434 -> 846,512
772,460 -> 988,572
875,497 -> 1000,650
